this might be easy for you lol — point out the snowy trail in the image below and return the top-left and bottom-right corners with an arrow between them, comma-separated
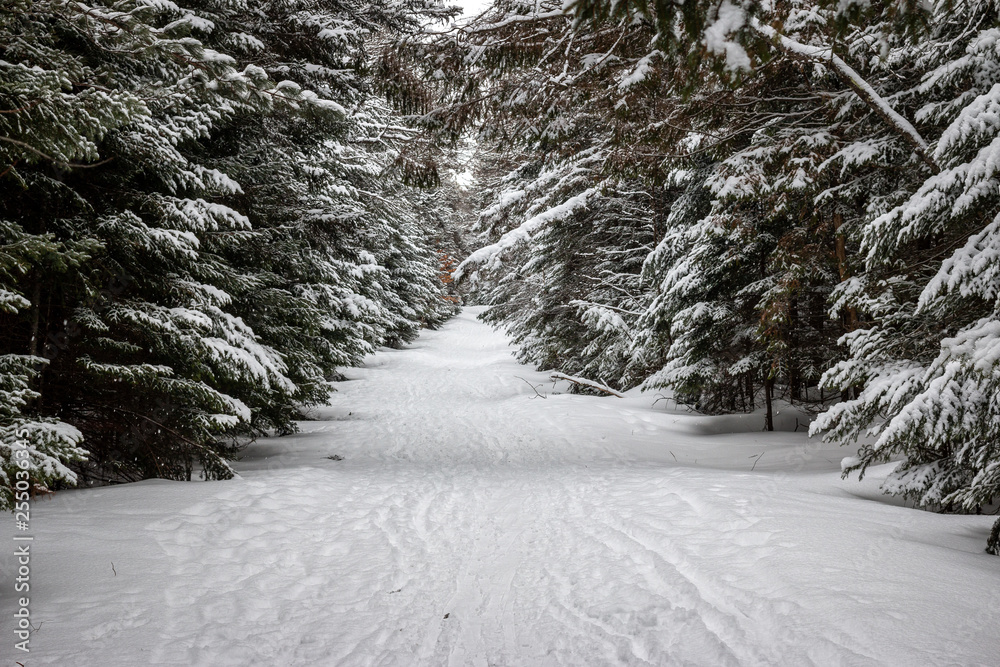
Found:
3,308 -> 998,666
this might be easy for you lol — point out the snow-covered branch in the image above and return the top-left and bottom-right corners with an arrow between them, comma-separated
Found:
750,18 -> 939,173
455,184 -> 603,281
550,372 -> 625,397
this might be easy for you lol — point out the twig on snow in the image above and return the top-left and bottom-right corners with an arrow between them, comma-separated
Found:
515,376 -> 546,399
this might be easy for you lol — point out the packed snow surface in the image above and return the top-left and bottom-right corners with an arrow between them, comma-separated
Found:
3,308 -> 998,666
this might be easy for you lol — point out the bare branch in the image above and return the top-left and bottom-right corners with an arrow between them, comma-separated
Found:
515,376 -> 547,399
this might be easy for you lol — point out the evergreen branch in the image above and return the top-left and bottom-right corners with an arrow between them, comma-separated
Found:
0,100 -> 42,114
111,406 -> 235,468
0,137 -> 114,169
568,299 -> 643,316
0,160 -> 18,180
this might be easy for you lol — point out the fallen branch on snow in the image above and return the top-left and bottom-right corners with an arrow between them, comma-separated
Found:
550,372 -> 624,398
515,376 -> 547,399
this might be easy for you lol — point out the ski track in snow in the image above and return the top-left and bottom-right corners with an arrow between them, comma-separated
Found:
3,308 -> 999,666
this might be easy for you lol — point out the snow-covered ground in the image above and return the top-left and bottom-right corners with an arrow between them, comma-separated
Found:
3,308 -> 998,666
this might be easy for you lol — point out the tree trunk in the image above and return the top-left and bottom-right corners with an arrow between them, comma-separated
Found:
29,280 -> 41,357
789,296 -> 800,403
764,376 -> 774,432
833,211 -> 858,330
